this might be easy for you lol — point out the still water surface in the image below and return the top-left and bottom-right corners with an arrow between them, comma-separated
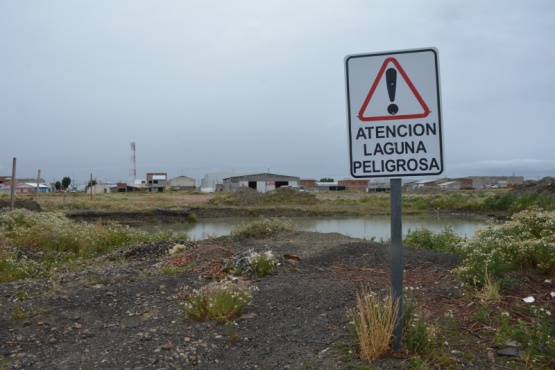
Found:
142,215 -> 487,241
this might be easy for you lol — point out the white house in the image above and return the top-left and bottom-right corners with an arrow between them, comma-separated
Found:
169,176 -> 196,191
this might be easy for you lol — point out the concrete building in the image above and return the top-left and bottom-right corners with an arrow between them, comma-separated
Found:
86,184 -> 111,194
169,176 -> 196,191
146,173 -> 167,192
201,172 -> 237,192
223,173 -> 300,193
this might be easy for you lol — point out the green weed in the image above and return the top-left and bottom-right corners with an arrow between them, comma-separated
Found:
458,208 -> 555,284
177,278 -> 257,323
230,218 -> 295,238
403,226 -> 464,253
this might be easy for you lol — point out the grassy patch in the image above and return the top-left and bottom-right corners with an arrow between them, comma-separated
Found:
230,218 -> 295,238
403,226 -> 464,253
0,209 -> 187,283
176,279 -> 257,323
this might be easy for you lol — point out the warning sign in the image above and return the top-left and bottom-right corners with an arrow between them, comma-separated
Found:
358,57 -> 430,122
345,48 -> 444,178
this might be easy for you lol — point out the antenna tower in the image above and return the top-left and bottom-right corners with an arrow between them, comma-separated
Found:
129,142 -> 136,185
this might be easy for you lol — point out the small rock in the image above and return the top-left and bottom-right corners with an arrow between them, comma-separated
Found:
497,347 -> 519,357
161,342 -> 174,351
48,337 -> 57,344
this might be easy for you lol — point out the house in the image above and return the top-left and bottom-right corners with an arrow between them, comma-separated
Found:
0,177 -> 16,187
169,176 -> 196,191
146,173 -> 167,192
87,184 -> 111,194
24,183 -> 51,193
223,173 -> 300,193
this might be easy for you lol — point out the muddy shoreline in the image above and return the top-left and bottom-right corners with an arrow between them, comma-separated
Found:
64,206 -> 358,225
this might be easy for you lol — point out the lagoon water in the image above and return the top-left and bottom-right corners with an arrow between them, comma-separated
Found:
141,215 -> 487,241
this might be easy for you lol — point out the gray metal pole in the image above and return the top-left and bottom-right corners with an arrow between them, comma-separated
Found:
390,178 -> 404,350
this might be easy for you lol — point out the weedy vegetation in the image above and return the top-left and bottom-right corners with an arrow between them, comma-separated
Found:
0,208 -> 187,282
230,217 -> 295,238
176,278 -> 257,323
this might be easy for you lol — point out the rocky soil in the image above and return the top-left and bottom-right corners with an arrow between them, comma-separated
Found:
1,228 -> 512,370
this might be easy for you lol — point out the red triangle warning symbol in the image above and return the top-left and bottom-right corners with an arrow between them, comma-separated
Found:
358,57 -> 430,122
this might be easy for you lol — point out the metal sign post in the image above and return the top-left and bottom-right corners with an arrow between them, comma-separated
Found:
345,48 -> 443,350
390,178 -> 403,349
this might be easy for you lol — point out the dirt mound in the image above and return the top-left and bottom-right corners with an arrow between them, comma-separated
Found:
512,176 -> 555,195
209,187 -> 264,206
264,187 -> 318,205
0,199 -> 42,212
209,187 -> 318,206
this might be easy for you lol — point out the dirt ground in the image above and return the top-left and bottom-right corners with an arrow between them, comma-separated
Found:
1,229 -> 530,370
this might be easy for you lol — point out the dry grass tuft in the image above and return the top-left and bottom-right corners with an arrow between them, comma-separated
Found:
348,288 -> 400,361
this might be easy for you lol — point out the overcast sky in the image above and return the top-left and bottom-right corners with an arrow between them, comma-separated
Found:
1,0 -> 554,184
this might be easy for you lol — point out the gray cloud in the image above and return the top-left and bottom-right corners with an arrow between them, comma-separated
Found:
1,1 -> 553,184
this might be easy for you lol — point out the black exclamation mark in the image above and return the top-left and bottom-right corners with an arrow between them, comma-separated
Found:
386,68 -> 398,115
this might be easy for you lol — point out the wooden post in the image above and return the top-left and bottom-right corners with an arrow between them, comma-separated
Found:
35,169 -> 41,202
10,158 -> 16,210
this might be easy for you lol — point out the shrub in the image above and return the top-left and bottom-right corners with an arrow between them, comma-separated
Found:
248,250 -> 277,277
177,279 -> 257,323
403,227 -> 464,254
458,208 -> 555,284
230,218 -> 295,238
348,288 -> 400,361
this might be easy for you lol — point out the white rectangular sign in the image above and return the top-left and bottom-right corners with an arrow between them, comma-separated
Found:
345,48 -> 444,178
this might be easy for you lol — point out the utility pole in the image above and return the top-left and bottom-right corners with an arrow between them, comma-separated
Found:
130,142 -> 136,192
10,158 -> 16,210
35,169 -> 41,202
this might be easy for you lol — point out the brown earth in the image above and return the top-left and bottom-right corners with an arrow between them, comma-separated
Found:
3,229 -> 552,369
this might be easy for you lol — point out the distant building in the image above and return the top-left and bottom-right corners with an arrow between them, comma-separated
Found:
87,184 -> 111,194
315,181 -> 347,192
338,179 -> 369,192
146,173 -> 167,192
438,181 -> 461,190
299,179 -> 317,191
223,173 -> 300,193
201,172 -> 237,192
24,183 -> 51,193
169,176 -> 196,191
466,176 -> 524,189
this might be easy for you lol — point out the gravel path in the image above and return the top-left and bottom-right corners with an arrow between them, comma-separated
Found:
1,231 -> 473,369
